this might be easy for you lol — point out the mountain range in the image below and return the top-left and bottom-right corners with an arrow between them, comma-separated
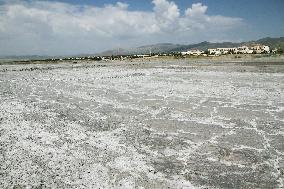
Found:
98,37 -> 284,56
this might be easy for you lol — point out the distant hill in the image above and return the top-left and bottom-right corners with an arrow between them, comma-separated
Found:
255,37 -> 284,49
99,43 -> 184,56
170,41 -> 243,52
98,37 -> 284,56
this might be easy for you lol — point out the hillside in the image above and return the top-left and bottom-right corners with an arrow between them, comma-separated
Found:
98,37 -> 284,56
98,43 -> 183,56
255,37 -> 284,49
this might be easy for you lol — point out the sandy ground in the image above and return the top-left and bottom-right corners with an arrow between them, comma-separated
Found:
0,60 -> 284,189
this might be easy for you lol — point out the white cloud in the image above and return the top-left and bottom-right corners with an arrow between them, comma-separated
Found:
180,3 -> 243,32
185,3 -> 207,17
153,0 -> 180,31
0,0 -> 244,55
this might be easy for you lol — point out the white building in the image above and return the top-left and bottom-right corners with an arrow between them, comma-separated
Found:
208,49 -> 221,56
181,49 -> 204,56
181,51 -> 189,55
217,48 -> 238,54
208,48 -> 216,55
262,45 -> 270,53
207,44 -> 270,55
189,49 -> 204,56
249,45 -> 270,53
237,46 -> 253,54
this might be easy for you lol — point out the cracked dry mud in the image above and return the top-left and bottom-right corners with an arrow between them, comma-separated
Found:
0,60 -> 283,189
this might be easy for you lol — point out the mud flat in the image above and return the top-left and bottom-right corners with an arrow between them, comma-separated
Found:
0,60 -> 283,188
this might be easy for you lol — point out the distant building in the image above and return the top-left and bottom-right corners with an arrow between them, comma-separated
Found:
262,45 -> 270,53
249,44 -> 270,53
237,46 -> 253,54
181,49 -> 204,56
250,45 -> 262,54
137,54 -> 151,58
185,44 -> 272,57
188,49 -> 204,56
217,48 -> 237,54
208,49 -> 221,56
208,48 -> 216,55
181,51 -> 189,55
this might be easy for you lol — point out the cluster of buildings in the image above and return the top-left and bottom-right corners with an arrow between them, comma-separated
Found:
181,44 -> 273,56
46,44 -> 276,63
181,49 -> 205,56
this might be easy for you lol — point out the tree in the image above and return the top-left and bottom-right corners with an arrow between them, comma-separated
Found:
277,48 -> 284,54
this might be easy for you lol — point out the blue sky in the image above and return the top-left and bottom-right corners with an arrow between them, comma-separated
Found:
48,0 -> 284,38
0,0 -> 283,55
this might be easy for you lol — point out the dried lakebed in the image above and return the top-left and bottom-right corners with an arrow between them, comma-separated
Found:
0,60 -> 284,188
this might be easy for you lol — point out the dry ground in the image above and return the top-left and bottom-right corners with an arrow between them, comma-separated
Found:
0,60 -> 283,188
